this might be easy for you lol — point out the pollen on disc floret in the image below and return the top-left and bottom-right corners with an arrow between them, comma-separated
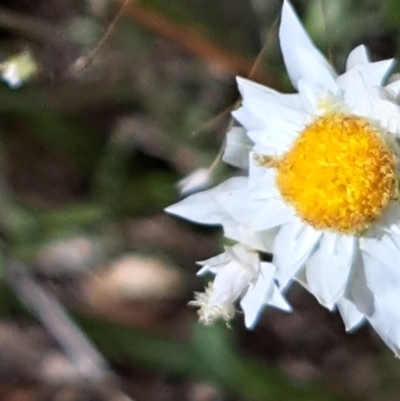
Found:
274,113 -> 398,235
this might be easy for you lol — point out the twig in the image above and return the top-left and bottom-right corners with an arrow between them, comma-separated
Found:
249,16 -> 279,80
4,258 -> 110,382
67,0 -> 130,75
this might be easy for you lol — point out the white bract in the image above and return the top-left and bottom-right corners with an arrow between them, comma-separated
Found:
189,243 -> 291,328
167,0 -> 400,356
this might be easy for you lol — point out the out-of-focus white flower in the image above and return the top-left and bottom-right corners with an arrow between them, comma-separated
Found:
189,243 -> 291,328
0,51 -> 38,89
167,0 -> 400,356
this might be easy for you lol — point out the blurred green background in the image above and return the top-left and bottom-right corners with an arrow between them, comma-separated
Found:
0,0 -> 399,400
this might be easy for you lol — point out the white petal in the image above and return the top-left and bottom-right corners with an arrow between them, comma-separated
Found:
232,106 -> 264,131
368,87 -> 400,135
236,77 -> 302,109
368,299 -> 400,356
165,177 -> 246,225
258,261 -> 276,282
346,45 -> 395,85
177,168 -> 211,196
214,181 -> 262,224
240,263 -> 275,328
297,79 -> 321,115
241,262 -> 291,328
279,0 -> 337,91
347,252 -> 374,316
386,79 -> 400,99
247,153 -> 270,186
375,202 -> 400,235
294,266 -> 308,289
223,126 -> 253,169
197,265 -> 220,275
361,252 -> 400,355
305,233 -> 355,310
247,161 -> 277,200
197,251 -> 231,269
211,262 -> 251,305
338,70 -> 400,134
247,127 -> 297,154
361,232 -> 400,272
351,59 -> 395,86
346,45 -> 369,70
337,68 -> 372,115
362,251 -> 400,302
247,198 -> 295,231
223,223 -> 277,253
274,221 -> 322,288
236,85 -> 307,134
337,297 -> 365,332
228,243 -> 259,272
240,288 -> 265,329
165,191 -> 220,225
269,285 -> 292,311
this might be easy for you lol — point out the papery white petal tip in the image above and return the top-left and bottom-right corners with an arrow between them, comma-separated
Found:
177,168 -> 211,196
164,203 -> 180,216
271,286 -> 293,312
279,0 -> 337,91
243,311 -> 258,329
189,283 -> 235,327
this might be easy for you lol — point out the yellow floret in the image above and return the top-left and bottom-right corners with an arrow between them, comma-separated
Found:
274,113 -> 397,234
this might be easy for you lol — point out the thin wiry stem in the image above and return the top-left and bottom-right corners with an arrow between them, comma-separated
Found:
67,0 -> 131,76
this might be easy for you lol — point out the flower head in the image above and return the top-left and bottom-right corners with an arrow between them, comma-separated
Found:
166,0 -> 400,355
274,113 -> 398,234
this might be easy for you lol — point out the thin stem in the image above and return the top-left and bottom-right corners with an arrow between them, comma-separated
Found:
67,0 -> 131,75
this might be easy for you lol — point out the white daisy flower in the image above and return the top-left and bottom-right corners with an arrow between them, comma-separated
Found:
189,243 -> 291,328
228,1 -> 400,354
167,0 -> 400,355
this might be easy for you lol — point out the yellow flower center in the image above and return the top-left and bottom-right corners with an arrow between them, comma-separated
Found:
274,113 -> 398,234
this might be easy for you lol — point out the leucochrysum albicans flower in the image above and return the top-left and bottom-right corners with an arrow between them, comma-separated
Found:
166,0 -> 400,356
